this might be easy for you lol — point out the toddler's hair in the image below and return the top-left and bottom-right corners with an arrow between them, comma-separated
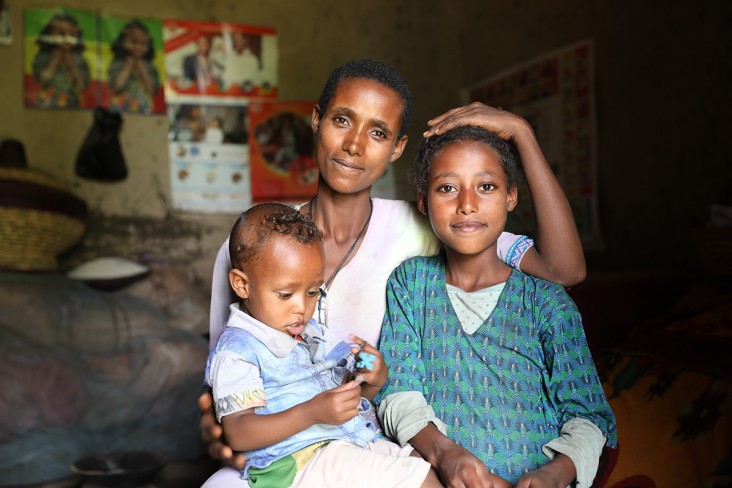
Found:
229,203 -> 322,270
410,125 -> 524,195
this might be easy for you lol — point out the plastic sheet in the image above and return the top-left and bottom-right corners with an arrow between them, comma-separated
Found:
0,271 -> 208,485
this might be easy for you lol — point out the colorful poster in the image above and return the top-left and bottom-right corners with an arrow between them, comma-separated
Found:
23,7 -> 98,109
99,15 -> 166,114
163,20 -> 278,104
168,103 -> 251,213
464,39 -> 603,249
247,101 -> 318,204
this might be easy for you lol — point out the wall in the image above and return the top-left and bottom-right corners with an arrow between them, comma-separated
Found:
453,0 -> 732,272
4,0 -> 729,294
0,0 -> 464,291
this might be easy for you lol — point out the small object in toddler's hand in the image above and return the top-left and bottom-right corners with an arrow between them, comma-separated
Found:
356,352 -> 377,371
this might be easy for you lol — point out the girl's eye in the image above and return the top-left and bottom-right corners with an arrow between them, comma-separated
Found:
479,183 -> 497,192
307,289 -> 321,298
278,292 -> 293,299
436,185 -> 456,193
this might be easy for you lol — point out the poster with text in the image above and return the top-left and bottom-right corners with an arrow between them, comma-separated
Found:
168,103 -> 251,213
23,7 -> 98,109
464,39 -> 603,249
248,101 -> 318,204
163,19 -> 277,105
99,15 -> 166,114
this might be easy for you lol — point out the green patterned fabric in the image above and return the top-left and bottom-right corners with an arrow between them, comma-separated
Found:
377,255 -> 616,483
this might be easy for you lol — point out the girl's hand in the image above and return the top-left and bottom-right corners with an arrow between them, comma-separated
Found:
423,101 -> 528,142
349,335 -> 387,399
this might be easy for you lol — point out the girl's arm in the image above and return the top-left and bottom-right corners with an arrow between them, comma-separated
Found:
221,380 -> 363,451
424,102 -> 586,287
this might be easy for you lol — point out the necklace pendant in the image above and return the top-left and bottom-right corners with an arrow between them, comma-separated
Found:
317,292 -> 328,327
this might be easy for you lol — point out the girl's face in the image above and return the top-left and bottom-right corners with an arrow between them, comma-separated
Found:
49,19 -> 80,51
418,140 -> 517,257
124,27 -> 150,59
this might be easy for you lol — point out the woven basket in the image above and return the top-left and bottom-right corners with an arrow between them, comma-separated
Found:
0,167 -> 87,272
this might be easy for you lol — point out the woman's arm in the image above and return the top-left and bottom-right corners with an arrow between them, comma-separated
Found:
424,102 -> 586,287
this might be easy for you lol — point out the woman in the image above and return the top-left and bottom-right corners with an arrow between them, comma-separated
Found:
201,59 -> 586,487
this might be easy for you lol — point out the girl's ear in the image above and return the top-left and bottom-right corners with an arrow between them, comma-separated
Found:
229,269 -> 250,299
417,192 -> 428,215
506,186 -> 518,212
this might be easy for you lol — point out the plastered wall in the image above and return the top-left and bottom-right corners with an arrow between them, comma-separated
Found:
0,0 -> 464,291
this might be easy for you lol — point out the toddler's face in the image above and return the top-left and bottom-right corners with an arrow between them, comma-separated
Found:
241,238 -> 324,338
124,28 -> 150,59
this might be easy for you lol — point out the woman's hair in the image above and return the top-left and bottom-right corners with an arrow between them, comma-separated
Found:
410,125 -> 525,195
317,59 -> 413,140
111,20 -> 155,62
36,12 -> 84,53
229,203 -> 323,270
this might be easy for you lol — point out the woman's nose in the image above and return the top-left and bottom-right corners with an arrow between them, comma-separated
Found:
342,128 -> 365,156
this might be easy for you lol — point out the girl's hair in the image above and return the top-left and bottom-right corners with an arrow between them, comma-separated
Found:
410,125 -> 525,195
229,203 -> 323,270
36,12 -> 84,53
111,20 -> 155,62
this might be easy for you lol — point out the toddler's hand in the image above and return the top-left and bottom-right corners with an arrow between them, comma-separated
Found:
349,335 -> 387,394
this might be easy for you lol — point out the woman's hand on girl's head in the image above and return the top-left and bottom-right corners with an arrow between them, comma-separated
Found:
423,101 -> 527,142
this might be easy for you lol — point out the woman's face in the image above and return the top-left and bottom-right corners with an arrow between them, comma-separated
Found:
123,27 -> 150,59
311,78 -> 407,196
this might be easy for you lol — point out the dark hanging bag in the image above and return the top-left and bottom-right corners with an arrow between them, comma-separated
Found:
76,108 -> 128,182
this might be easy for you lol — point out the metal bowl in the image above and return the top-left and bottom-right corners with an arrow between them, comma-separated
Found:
70,451 -> 166,487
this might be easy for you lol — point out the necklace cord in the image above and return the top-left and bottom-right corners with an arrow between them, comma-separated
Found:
308,196 -> 373,290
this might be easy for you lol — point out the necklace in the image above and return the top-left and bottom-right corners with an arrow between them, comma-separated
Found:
308,196 -> 373,326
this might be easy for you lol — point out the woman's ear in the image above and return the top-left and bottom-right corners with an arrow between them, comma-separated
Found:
417,192 -> 428,215
229,269 -> 250,299
311,105 -> 322,135
507,186 -> 518,212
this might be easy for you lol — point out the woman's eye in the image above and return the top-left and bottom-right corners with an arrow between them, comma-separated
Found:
334,116 -> 348,126
371,129 -> 386,139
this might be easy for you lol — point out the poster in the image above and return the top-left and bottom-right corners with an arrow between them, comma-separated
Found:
247,101 -> 318,204
464,39 -> 603,249
23,7 -> 98,109
163,19 -> 277,105
99,15 -> 166,114
168,103 -> 251,213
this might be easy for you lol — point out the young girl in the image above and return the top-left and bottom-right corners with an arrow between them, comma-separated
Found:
107,20 -> 161,114
376,126 -> 617,487
31,12 -> 90,108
